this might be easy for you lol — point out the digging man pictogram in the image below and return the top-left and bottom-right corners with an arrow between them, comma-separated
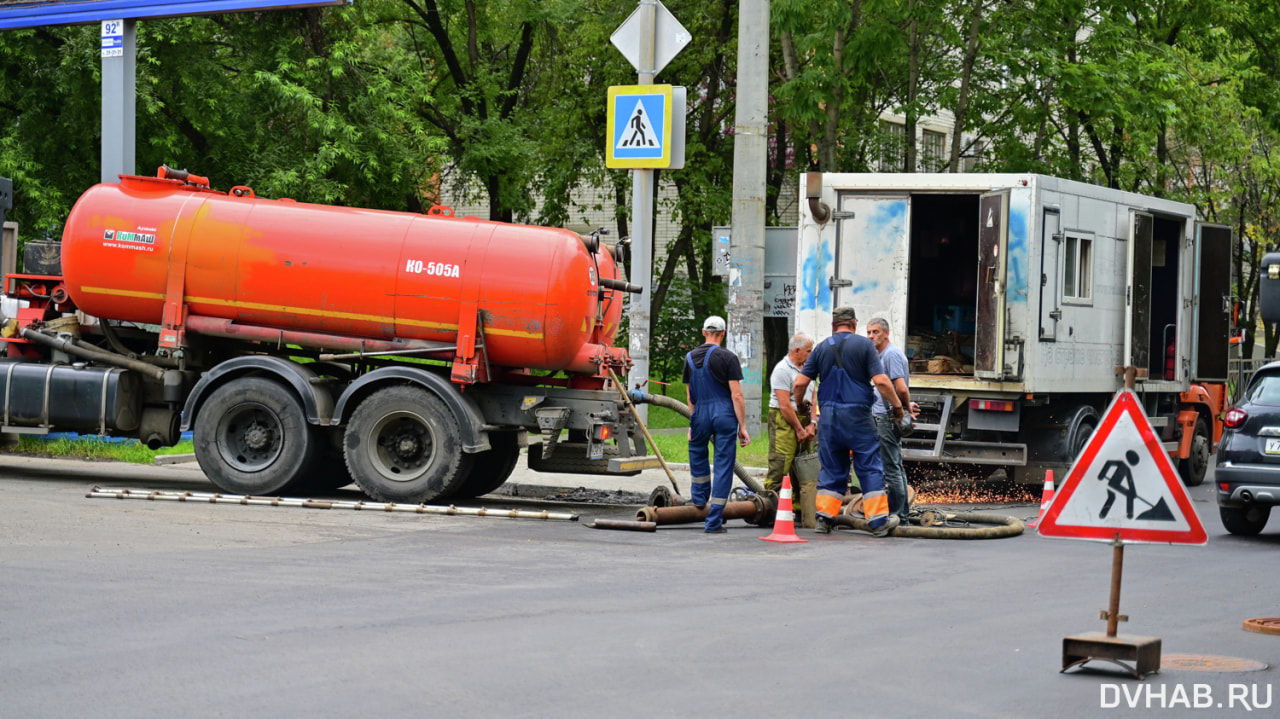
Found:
1097,449 -> 1174,521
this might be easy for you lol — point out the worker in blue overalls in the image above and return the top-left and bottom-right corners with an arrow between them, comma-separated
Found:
684,315 -> 749,533
793,306 -> 905,536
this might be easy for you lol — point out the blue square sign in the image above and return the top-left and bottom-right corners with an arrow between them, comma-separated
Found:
607,85 -> 672,168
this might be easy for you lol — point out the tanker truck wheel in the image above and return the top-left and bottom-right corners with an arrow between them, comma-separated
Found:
194,377 -> 318,496
453,431 -> 522,499
343,385 -> 474,503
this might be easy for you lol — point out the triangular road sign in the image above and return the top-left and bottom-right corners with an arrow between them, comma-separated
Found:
1038,390 -> 1207,545
616,100 -> 658,149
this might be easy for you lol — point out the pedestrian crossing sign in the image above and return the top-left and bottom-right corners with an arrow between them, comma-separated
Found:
1037,390 -> 1207,545
607,85 -> 673,168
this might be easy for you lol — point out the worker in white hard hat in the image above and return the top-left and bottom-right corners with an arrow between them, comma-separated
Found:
684,315 -> 749,533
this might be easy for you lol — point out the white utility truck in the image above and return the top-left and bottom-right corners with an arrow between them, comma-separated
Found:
794,173 -> 1231,485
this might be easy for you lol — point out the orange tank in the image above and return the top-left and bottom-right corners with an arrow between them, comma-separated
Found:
60,175 -> 626,373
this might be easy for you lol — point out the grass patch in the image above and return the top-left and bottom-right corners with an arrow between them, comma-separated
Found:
639,378 -> 771,466
647,429 -> 768,467
14,436 -> 195,464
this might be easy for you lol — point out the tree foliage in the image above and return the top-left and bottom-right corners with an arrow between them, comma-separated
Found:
6,0 -> 1280,362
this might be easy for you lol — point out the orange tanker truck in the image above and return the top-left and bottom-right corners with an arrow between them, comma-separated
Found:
1,167 -> 652,502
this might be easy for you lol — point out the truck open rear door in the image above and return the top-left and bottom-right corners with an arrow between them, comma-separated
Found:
1194,222 -> 1232,381
832,193 -> 910,329
975,190 -> 1010,379
1126,212 -> 1154,374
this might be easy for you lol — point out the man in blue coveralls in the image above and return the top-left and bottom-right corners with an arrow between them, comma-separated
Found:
684,315 -> 749,533
792,306 -> 905,536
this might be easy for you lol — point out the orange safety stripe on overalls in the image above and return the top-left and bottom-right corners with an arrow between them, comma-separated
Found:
862,491 -> 889,521
815,492 -> 843,518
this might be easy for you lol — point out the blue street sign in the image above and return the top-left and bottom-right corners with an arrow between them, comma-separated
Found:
607,85 -> 673,169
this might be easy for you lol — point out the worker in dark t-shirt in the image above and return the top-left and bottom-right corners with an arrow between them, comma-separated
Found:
683,315 -> 749,533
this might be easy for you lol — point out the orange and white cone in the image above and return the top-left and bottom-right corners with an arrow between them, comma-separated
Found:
1027,469 -> 1055,529
761,475 -> 808,544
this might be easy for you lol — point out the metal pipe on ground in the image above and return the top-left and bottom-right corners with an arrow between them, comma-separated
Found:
830,510 -> 1024,539
628,390 -> 765,494
588,519 -> 658,532
635,492 -> 776,526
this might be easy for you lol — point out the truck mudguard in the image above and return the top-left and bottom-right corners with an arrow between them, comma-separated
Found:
180,356 -> 335,430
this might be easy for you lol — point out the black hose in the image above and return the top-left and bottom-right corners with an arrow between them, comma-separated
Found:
628,390 -> 764,493
98,320 -> 134,357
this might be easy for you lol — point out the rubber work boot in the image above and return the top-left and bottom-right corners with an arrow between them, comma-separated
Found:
869,514 -> 900,538
814,515 -> 833,534
797,478 -> 818,530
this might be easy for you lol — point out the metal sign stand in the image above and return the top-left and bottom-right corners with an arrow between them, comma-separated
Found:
1061,367 -> 1161,679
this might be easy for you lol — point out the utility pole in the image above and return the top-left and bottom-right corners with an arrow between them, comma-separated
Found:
729,0 -> 769,434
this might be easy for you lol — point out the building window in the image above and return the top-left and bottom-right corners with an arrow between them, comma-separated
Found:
1063,232 -> 1093,299
878,121 -> 906,172
922,130 -> 946,172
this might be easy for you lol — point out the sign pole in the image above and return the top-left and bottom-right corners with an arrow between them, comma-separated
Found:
1105,367 -> 1137,639
625,2 -> 656,420
1106,534 -> 1124,637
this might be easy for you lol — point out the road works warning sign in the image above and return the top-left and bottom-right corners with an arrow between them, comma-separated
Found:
1037,390 -> 1208,545
606,85 -> 672,168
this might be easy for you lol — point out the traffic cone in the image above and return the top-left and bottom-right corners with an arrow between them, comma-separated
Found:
761,475 -> 808,544
1027,469 -> 1055,529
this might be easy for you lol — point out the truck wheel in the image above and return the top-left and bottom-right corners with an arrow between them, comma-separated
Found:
1178,417 -> 1210,487
454,432 -> 522,499
343,385 -> 473,503
1065,406 -> 1099,463
1220,504 -> 1270,536
194,377 -> 317,496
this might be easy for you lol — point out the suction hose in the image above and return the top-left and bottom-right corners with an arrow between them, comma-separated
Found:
831,509 -> 1024,539
629,389 -> 765,494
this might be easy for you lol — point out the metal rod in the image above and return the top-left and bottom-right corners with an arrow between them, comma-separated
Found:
87,487 -> 578,521
318,345 -> 455,361
1107,536 -> 1124,637
608,367 -> 679,494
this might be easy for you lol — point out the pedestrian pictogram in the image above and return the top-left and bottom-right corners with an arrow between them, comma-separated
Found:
606,84 -> 674,168
1037,390 -> 1207,545
617,100 -> 657,149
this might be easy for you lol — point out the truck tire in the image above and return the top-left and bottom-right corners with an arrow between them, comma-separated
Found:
453,432 -> 521,499
343,385 -> 473,503
194,376 -> 318,496
1065,405 -> 1099,463
1220,505 -> 1270,536
1178,417 -> 1210,487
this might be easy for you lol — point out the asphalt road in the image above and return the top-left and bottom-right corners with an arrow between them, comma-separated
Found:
1,454 -> 1277,718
